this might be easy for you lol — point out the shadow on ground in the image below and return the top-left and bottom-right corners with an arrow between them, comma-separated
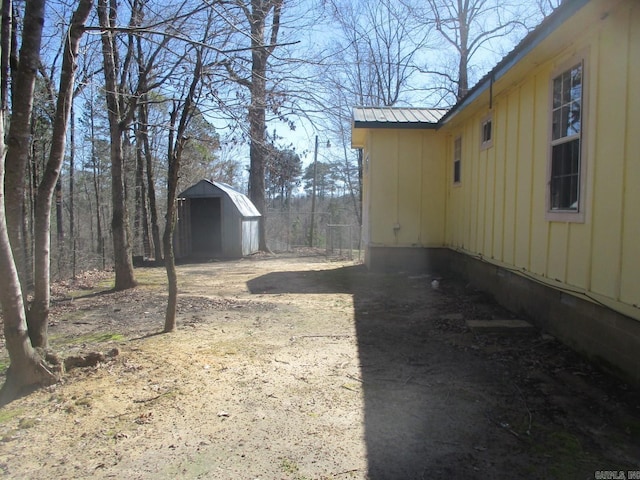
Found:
247,264 -> 640,479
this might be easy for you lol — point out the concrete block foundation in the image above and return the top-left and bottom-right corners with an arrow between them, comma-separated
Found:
366,245 -> 640,386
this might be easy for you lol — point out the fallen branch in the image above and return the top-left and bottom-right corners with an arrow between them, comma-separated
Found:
334,469 -> 360,476
291,334 -> 354,340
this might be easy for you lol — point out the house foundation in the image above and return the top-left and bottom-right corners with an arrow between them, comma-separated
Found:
367,246 -> 640,386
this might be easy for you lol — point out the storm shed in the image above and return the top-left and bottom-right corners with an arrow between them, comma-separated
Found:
175,180 -> 261,259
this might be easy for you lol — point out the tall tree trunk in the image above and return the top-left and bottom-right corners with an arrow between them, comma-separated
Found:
28,0 -> 93,350
4,0 -> 44,293
140,173 -> 151,259
133,124 -> 142,255
139,99 -> 162,261
248,98 -> 267,251
164,49 -> 203,333
228,0 -> 282,252
55,178 -> 63,242
0,0 -> 59,405
97,0 -> 136,290
457,13 -> 469,100
163,104 -> 181,333
109,126 -> 136,290
0,0 -> 11,108
69,104 -> 76,276
88,97 -> 103,259
247,2 -> 272,252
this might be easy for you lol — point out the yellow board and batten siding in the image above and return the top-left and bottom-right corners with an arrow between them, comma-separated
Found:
621,4 -> 640,307
365,129 -> 446,248
443,0 -> 640,317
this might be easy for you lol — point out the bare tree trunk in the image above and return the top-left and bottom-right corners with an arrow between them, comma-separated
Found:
133,124 -> 148,258
138,99 -> 162,261
247,3 -> 267,249
164,48 -> 203,333
146,146 -> 162,261
0,0 -> 11,108
88,98 -> 104,259
4,0 -> 44,293
97,0 -> 137,290
69,104 -> 76,276
0,122 -> 57,405
227,0 -> 282,252
28,0 -> 93,349
457,9 -> 469,100
55,177 -> 63,241
0,0 -> 59,404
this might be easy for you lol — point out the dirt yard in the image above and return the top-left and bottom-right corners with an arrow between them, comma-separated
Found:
0,253 -> 639,479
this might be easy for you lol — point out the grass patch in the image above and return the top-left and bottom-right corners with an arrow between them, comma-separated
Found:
0,408 -> 24,425
532,428 -> 604,477
55,332 -> 125,346
18,417 -> 39,429
134,268 -> 168,286
280,457 -> 311,480
281,457 -> 299,475
75,397 -> 93,407
67,278 -> 115,299
0,359 -> 9,375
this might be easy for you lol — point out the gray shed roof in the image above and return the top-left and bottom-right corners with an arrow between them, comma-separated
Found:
353,107 -> 448,129
179,179 -> 261,218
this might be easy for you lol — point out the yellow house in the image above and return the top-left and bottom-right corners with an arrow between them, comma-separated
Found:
352,0 -> 640,384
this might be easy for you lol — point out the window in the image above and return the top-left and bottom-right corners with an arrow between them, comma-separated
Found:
453,136 -> 461,184
548,60 -> 584,219
480,113 -> 493,150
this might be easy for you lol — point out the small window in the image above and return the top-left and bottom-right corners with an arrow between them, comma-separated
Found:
547,59 -> 585,221
480,114 -> 493,150
453,136 -> 461,184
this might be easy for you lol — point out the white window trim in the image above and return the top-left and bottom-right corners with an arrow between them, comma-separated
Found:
545,51 -> 589,223
480,112 -> 493,151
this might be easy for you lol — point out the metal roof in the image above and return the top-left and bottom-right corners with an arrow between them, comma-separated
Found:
353,107 -> 448,129
178,179 -> 261,218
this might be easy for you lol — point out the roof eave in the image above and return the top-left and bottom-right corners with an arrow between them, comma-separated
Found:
353,121 -> 440,130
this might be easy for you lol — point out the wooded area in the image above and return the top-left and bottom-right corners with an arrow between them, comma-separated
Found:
0,0 -> 558,402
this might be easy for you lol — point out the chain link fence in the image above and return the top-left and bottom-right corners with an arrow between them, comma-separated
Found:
266,209 -> 361,260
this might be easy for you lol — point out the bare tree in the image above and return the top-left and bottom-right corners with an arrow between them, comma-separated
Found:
421,0 -> 531,101
97,0 -> 187,288
0,0 -> 59,404
163,47 -> 205,332
536,0 -> 562,17
223,0 -> 283,252
97,0 -> 138,290
161,3 -> 229,331
28,0 -> 93,349
3,0 -> 47,293
326,0 -> 429,107
313,0 -> 427,236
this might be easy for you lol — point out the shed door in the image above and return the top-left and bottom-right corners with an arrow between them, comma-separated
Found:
191,197 -> 222,255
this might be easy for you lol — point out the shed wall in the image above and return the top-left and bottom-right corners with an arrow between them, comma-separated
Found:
242,219 -> 260,256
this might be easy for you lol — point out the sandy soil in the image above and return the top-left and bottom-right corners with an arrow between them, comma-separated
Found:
0,253 -> 639,479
